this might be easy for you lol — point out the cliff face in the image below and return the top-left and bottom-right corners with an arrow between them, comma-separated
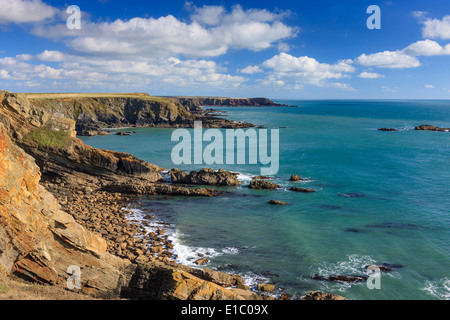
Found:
0,91 -> 164,182
27,94 -> 255,136
175,97 -> 281,107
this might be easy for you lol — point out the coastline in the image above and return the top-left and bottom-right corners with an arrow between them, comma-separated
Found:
0,90 -> 349,300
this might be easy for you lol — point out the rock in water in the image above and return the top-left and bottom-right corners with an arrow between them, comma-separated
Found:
249,179 -> 282,190
269,200 -> 288,205
290,187 -> 316,193
169,168 -> 241,186
289,174 -> 304,181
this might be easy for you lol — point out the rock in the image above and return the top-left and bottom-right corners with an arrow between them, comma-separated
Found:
194,258 -> 209,266
249,179 -> 281,190
310,274 -> 368,283
301,291 -> 346,301
378,128 -> 398,132
280,293 -> 291,300
257,284 -> 275,292
289,174 -> 304,181
116,132 -> 131,136
415,125 -> 450,132
169,168 -> 241,187
269,200 -> 288,205
201,268 -> 244,288
253,176 -> 272,180
290,187 -> 316,193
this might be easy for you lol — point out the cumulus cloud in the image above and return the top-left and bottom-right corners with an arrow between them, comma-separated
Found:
240,65 -> 263,74
358,72 -> 384,79
0,0 -> 57,24
421,15 -> 450,40
260,53 -> 355,89
356,51 -> 421,69
402,39 -> 450,56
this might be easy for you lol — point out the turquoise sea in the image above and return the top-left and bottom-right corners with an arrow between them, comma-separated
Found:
81,100 -> 450,300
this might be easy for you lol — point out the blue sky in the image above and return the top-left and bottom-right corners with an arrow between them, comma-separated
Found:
0,0 -> 449,99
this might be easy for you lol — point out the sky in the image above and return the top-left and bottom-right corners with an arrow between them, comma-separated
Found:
0,0 -> 449,99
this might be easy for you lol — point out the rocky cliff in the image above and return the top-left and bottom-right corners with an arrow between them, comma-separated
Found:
173,96 -> 282,108
26,93 -> 255,136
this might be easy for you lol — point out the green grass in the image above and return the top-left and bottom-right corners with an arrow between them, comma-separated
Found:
24,127 -> 71,148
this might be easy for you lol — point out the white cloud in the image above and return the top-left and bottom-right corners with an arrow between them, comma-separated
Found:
425,85 -> 434,88
240,65 -> 263,74
356,51 -> 421,69
358,72 -> 384,79
261,53 -> 355,89
0,0 -> 57,24
402,39 -> 450,56
422,15 -> 450,40
32,5 -> 297,60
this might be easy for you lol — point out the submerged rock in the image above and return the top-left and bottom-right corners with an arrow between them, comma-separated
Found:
290,187 -> 316,193
310,274 -> 368,283
378,128 -> 398,132
301,291 -> 346,301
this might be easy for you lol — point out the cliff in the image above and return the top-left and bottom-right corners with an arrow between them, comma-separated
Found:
25,93 -> 255,136
172,96 -> 282,107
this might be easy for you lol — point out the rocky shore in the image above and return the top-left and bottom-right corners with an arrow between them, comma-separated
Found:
0,90 -> 346,301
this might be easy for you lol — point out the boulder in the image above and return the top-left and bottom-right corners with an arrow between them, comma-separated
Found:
249,179 -> 281,190
257,284 -> 275,292
169,168 -> 241,186
269,200 -> 288,205
378,128 -> 398,132
289,174 -> 304,181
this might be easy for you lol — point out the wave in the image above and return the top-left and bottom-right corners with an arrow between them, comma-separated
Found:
423,277 -> 450,300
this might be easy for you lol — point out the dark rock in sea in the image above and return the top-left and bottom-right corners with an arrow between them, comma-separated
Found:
382,263 -> 404,269
345,228 -> 362,233
116,132 -> 131,136
415,125 -> 450,132
290,187 -> 316,193
301,291 -> 346,300
289,174 -> 305,182
269,200 -> 288,205
320,205 -> 343,210
248,179 -> 282,190
169,168 -> 241,186
253,175 -> 272,180
378,128 -> 398,132
364,222 -> 423,230
310,274 -> 368,283
338,192 -> 366,198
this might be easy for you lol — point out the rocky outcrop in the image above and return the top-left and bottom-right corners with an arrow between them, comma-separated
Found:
378,128 -> 398,132
0,91 -> 165,184
310,274 -> 368,283
289,174 -> 305,181
169,168 -> 241,187
415,125 -> 450,132
248,179 -> 281,190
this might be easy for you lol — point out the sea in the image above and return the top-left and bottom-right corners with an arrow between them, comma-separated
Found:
81,100 -> 450,300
